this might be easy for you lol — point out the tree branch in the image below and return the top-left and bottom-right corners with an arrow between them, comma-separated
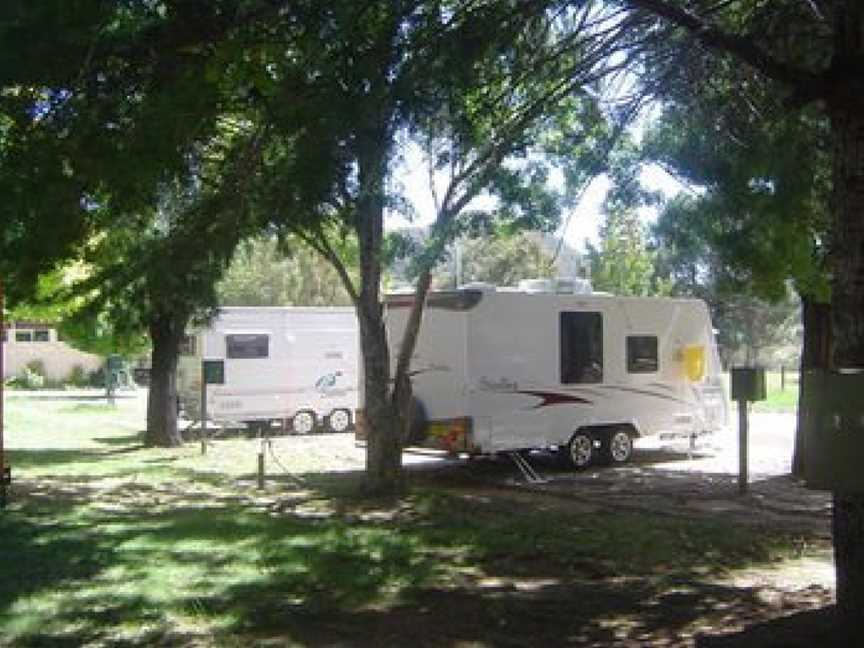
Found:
625,0 -> 819,96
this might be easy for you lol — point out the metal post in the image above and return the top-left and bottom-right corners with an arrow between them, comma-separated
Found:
200,364 -> 207,455
0,277 -> 6,508
738,398 -> 749,495
780,365 -> 786,392
105,360 -> 115,407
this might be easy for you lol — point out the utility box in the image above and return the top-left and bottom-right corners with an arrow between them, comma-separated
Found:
731,366 -> 767,402
802,370 -> 864,492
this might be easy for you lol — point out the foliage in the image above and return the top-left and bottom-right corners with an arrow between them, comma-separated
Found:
218,236 -> 354,307
65,364 -> 89,388
391,229 -> 558,290
587,206 -> 669,296
5,361 -> 46,390
644,96 -> 830,304
714,292 -> 801,367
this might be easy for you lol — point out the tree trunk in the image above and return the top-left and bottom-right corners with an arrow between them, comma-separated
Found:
792,296 -> 831,478
827,83 -> 864,626
145,312 -> 186,448
354,129 -> 404,495
358,302 -> 404,495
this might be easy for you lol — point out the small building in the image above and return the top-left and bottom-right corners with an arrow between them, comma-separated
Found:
1,321 -> 102,383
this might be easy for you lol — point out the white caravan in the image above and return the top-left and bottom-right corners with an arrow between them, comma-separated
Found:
377,279 -> 727,467
178,307 -> 358,433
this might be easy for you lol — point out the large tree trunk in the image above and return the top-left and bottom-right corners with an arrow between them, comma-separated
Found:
145,312 -> 186,448
791,296 -> 831,478
355,130 -> 404,495
827,82 -> 864,627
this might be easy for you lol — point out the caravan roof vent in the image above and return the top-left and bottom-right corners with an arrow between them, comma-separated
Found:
554,277 -> 593,294
517,278 -> 554,293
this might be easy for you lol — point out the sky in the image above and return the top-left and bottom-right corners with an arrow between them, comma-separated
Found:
388,143 -> 687,253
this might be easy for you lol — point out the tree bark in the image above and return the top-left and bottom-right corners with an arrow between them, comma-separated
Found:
792,296 -> 831,478
827,84 -> 864,627
145,311 -> 186,448
355,128 -> 405,495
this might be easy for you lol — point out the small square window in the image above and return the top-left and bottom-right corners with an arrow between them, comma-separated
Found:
33,330 -> 50,342
15,331 -> 32,342
226,334 -> 269,359
627,336 -> 658,373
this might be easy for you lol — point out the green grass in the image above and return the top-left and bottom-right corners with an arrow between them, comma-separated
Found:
722,370 -> 800,413
753,370 -> 799,413
0,392 -> 822,646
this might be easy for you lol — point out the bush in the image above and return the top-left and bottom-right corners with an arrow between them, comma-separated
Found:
18,361 -> 46,389
87,368 -> 106,388
66,365 -> 89,388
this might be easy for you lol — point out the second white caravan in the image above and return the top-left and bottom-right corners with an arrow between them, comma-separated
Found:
376,279 -> 728,467
178,307 -> 358,433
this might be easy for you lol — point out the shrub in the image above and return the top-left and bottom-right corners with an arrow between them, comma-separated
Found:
18,362 -> 45,389
87,368 -> 106,388
66,364 -> 89,388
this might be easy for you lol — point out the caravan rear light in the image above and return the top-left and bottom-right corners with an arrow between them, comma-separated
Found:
426,417 -> 474,452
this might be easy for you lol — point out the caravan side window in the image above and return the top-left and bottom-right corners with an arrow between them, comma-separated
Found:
560,312 -> 603,384
627,336 -> 658,373
226,334 -> 269,359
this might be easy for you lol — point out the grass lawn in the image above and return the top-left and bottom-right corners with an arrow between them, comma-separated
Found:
720,370 -> 799,413
0,390 -> 827,646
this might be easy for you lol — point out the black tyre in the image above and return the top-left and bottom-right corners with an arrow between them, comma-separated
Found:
566,431 -> 595,469
326,408 -> 352,433
600,428 -> 634,465
291,410 -> 317,434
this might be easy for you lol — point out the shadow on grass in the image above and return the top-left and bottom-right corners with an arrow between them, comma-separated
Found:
0,449 -> 833,647
92,433 -> 145,447
5,448 -> 110,470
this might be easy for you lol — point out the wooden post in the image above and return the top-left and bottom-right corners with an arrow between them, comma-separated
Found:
200,362 -> 207,455
257,444 -> 265,490
738,398 -> 749,495
781,365 -> 786,391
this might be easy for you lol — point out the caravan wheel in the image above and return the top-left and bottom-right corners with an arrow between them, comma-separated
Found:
326,408 -> 352,433
291,410 -> 317,434
567,431 -> 595,469
601,428 -> 634,465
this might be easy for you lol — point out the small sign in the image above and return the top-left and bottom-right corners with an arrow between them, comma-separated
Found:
731,366 -> 766,402
202,359 -> 225,385
106,354 -> 124,371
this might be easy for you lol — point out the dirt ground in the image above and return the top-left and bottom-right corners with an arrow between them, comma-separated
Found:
246,414 -> 840,646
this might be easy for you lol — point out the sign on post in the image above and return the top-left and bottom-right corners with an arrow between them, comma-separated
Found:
105,354 -> 123,405
802,370 -> 864,493
199,360 -> 225,455
202,359 -> 225,385
730,367 -> 767,495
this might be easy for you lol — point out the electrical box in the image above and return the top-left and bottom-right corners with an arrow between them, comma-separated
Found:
802,370 -> 864,492
202,359 -> 225,385
730,366 -> 767,402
